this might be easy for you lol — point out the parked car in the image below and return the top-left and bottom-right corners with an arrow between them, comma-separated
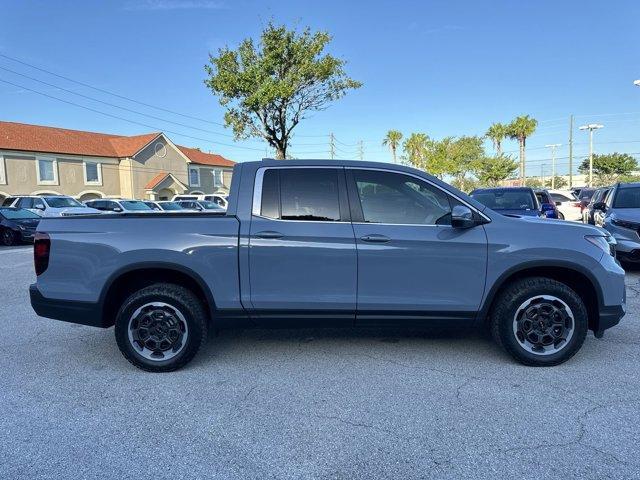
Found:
143,201 -> 163,211
0,207 -> 41,245
173,194 -> 228,209
547,190 -> 582,221
30,160 -> 624,372
594,189 -> 613,227
3,195 -> 101,217
534,189 -> 559,219
85,199 -> 154,213
582,187 -> 611,225
600,182 -> 640,263
175,200 -> 225,212
470,187 -> 543,217
156,201 -> 196,212
575,187 -> 597,212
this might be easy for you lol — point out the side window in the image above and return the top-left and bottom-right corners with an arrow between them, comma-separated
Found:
352,170 -> 452,225
260,169 -> 280,219
33,198 -> 45,210
18,198 -> 33,208
280,169 -> 341,221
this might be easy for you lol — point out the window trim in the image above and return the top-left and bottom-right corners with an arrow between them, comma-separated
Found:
36,156 -> 58,185
213,169 -> 223,187
0,155 -> 5,184
251,166 -> 349,223
83,160 -> 102,186
189,166 -> 200,187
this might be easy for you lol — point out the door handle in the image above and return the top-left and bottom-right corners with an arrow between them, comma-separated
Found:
255,230 -> 284,239
360,234 -> 390,243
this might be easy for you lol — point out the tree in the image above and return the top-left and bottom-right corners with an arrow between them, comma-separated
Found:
526,178 -> 543,188
204,23 -> 362,159
383,130 -> 403,164
402,133 -> 429,170
544,176 -> 567,189
447,136 -> 485,186
485,122 -> 508,155
507,115 -> 538,184
473,154 -> 518,187
578,153 -> 638,186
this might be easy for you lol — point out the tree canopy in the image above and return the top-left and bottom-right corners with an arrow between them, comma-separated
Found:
473,154 -> 519,187
204,23 -> 362,159
578,153 -> 638,186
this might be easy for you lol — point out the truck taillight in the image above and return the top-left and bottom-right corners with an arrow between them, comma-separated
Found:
34,232 -> 50,276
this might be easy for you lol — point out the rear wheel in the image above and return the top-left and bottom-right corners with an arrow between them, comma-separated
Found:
490,277 -> 587,366
114,283 -> 208,372
1,228 -> 17,246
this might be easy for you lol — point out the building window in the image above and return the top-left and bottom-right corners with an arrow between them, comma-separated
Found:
0,155 -> 5,185
189,166 -> 200,187
213,169 -> 223,187
83,161 -> 102,185
36,156 -> 58,185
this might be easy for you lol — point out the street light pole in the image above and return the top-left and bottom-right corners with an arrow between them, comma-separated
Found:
578,124 -> 604,187
545,143 -> 561,189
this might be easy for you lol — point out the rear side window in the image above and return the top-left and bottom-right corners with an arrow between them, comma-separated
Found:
2,197 -> 16,206
18,198 -> 33,208
258,168 -> 342,222
352,170 -> 452,225
551,193 -> 574,203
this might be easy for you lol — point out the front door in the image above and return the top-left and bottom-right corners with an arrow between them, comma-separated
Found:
346,169 -> 488,325
248,167 -> 357,325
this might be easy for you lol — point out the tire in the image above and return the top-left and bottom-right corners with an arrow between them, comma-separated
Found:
114,283 -> 208,372
558,212 -> 565,220
1,228 -> 17,246
489,277 -> 588,366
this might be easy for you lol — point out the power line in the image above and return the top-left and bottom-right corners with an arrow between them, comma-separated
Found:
0,77 -> 266,152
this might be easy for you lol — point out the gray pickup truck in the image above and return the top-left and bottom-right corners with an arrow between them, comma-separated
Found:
30,160 -> 625,371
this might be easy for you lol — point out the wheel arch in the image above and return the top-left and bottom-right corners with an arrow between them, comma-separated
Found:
100,262 -> 216,328
480,261 -> 603,332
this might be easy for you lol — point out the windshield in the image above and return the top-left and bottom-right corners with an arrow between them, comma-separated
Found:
471,190 -> 535,210
199,201 -> 223,210
120,201 -> 153,211
45,197 -> 83,208
0,208 -> 41,219
613,187 -> 640,208
159,202 -> 183,211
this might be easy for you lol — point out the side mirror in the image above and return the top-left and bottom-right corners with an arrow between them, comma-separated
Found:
555,201 -> 562,206
34,204 -> 45,210
113,207 -> 123,212
451,205 -> 476,229
593,202 -> 606,211
540,203 -> 554,212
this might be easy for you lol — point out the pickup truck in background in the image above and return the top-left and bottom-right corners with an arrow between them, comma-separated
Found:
30,160 -> 626,372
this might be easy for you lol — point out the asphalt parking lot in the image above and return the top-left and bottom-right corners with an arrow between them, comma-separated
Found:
1,245 -> 639,479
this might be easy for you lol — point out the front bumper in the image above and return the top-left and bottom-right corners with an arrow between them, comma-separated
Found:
29,284 -> 107,328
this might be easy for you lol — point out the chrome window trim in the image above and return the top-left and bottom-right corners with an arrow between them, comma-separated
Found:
347,166 -> 491,224
251,165 -> 491,224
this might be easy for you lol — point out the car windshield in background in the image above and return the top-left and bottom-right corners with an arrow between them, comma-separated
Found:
45,197 -> 83,208
472,191 -> 535,210
199,201 -> 223,210
121,201 -> 153,211
0,208 -> 41,219
579,188 -> 596,200
159,202 -> 184,210
614,187 -> 640,208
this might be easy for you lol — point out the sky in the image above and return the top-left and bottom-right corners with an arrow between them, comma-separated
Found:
1,0 -> 639,177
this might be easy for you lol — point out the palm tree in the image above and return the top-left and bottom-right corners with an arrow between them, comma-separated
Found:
402,133 -> 429,170
485,122 -> 508,155
507,115 -> 538,185
382,130 -> 403,163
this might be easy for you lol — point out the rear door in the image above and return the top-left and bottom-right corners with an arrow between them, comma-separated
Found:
248,167 -> 357,325
347,168 -> 488,325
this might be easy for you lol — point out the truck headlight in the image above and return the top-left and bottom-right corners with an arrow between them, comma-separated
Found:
585,234 -> 616,256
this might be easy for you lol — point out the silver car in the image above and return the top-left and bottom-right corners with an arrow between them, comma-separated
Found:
601,182 -> 640,264
3,195 -> 101,217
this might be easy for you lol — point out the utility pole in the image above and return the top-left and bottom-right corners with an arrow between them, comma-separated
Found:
358,140 -> 364,161
545,143 -> 561,189
568,115 -> 573,189
579,123 -> 604,187
329,133 -> 336,160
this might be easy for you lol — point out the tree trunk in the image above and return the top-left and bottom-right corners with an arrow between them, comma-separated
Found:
496,140 -> 502,156
519,139 -> 525,185
392,146 -> 397,164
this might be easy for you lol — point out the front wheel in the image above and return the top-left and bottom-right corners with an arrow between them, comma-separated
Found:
1,228 -> 17,246
489,277 -> 588,366
114,283 -> 208,372
557,212 -> 565,220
